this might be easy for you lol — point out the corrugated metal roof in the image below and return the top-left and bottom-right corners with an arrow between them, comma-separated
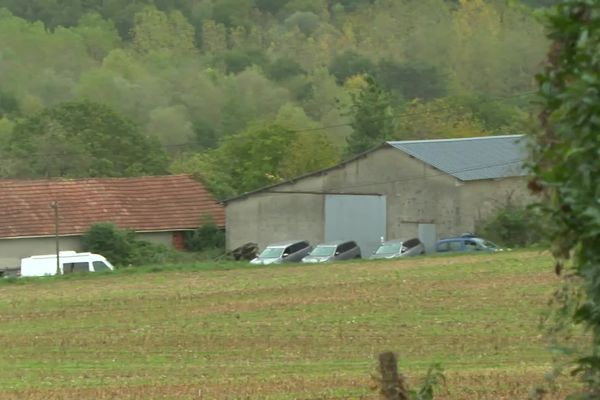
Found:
387,135 -> 526,181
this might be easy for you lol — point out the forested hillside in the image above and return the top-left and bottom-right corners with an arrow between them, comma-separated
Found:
0,0 -> 554,198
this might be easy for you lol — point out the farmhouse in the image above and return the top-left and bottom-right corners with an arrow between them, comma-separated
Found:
225,135 -> 531,255
0,174 -> 224,268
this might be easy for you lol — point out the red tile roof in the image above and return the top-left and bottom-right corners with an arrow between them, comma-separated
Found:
0,175 -> 225,238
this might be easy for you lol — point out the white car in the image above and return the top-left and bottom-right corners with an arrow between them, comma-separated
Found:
301,240 -> 361,263
370,238 -> 425,260
250,240 -> 312,265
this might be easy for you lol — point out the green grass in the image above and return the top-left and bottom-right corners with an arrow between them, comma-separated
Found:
0,250 -> 569,399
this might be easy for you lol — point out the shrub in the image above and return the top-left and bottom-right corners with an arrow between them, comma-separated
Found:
184,222 -> 225,252
128,240 -> 175,265
476,205 -> 545,248
82,223 -> 133,266
82,223 -> 176,267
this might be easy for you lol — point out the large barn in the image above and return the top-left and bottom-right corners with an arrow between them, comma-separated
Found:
225,135 -> 531,256
0,174 -> 224,269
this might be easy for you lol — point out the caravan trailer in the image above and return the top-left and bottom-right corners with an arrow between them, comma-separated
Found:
20,251 -> 115,277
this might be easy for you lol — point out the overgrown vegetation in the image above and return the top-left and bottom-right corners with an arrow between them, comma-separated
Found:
476,205 -> 545,248
184,220 -> 225,252
529,0 -> 600,397
0,0 -> 554,197
82,222 -> 176,266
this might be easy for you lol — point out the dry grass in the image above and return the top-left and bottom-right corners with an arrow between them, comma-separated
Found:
0,250 -> 569,399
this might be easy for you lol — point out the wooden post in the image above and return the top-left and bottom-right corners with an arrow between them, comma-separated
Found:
378,352 -> 409,400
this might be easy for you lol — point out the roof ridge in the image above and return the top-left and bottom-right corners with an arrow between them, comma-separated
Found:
387,134 -> 524,146
0,174 -> 192,185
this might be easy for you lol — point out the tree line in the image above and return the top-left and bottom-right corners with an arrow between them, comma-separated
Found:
0,0 -> 555,198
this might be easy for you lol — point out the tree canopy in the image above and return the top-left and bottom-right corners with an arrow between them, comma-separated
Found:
0,0 -> 554,197
4,101 -> 168,178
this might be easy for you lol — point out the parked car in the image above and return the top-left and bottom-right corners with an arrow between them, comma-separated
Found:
250,240 -> 312,265
370,238 -> 425,260
434,234 -> 499,253
301,240 -> 361,263
20,251 -> 114,277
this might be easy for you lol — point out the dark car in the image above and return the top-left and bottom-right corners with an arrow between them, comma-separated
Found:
301,240 -> 361,263
434,234 -> 499,253
370,238 -> 425,259
250,240 -> 312,265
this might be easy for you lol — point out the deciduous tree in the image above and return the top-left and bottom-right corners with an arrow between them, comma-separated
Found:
131,6 -> 196,56
4,101 -> 168,178
395,98 -> 487,140
344,75 -> 394,156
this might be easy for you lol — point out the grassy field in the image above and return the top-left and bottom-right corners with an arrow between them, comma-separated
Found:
0,250 -> 569,399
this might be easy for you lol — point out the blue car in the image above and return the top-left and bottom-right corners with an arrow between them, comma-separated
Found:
434,234 -> 499,253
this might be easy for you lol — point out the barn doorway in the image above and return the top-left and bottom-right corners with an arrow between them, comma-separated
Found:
324,195 -> 386,257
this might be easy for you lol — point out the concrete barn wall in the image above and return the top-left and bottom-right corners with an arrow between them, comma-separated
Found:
137,232 -> 174,247
313,146 -> 459,240
0,236 -> 83,269
226,146 -> 455,249
455,176 -> 533,237
225,146 -> 530,250
226,192 -> 324,251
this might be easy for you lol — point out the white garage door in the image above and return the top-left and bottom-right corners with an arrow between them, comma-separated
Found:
324,194 -> 386,257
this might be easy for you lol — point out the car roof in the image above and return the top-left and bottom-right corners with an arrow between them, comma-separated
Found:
265,240 -> 309,247
437,237 -> 484,243
314,240 -> 355,246
380,240 -> 403,245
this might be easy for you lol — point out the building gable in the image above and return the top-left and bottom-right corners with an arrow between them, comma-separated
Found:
225,135 -> 527,203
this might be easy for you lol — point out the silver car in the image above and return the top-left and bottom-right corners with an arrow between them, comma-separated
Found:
370,238 -> 425,260
250,240 -> 312,265
301,240 -> 361,264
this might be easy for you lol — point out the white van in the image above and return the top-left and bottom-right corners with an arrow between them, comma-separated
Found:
20,251 -> 115,277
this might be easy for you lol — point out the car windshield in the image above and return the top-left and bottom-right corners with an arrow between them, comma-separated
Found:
310,246 -> 336,257
375,243 -> 401,255
258,247 -> 284,258
482,240 -> 498,249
